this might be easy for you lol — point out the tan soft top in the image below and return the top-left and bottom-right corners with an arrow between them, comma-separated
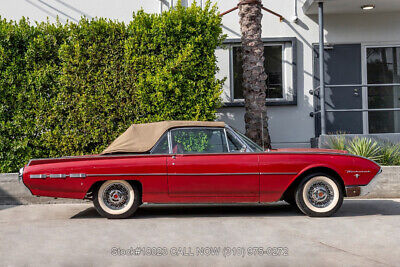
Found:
101,120 -> 225,154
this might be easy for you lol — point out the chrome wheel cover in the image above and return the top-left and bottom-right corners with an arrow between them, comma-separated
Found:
102,183 -> 130,210
302,176 -> 339,213
306,181 -> 334,208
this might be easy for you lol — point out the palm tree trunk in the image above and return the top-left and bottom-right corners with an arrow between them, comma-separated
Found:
238,0 -> 271,149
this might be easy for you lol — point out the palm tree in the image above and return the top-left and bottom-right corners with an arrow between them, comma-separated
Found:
238,0 -> 271,149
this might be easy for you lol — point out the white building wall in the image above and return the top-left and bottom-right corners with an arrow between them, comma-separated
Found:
213,0 -> 400,148
2,0 -> 400,148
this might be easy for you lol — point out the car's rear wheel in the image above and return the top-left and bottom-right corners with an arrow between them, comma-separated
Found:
93,180 -> 140,219
295,173 -> 343,217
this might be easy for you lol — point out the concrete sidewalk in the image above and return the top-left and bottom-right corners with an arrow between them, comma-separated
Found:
1,199 -> 399,266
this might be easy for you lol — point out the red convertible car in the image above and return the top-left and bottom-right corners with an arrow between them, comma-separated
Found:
21,121 -> 381,218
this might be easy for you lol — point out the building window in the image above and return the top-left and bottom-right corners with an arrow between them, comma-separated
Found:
223,38 -> 297,105
233,44 -> 284,100
367,46 -> 400,133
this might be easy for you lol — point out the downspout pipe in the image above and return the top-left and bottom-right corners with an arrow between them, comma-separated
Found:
318,2 -> 326,135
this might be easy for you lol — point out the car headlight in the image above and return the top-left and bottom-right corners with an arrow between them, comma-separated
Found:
18,167 -> 24,183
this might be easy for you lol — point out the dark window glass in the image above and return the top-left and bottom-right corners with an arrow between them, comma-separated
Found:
151,133 -> 169,154
226,131 -> 243,152
233,45 -> 283,99
170,128 -> 227,154
367,47 -> 400,133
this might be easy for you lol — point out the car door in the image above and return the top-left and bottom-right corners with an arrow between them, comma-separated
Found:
167,127 -> 259,201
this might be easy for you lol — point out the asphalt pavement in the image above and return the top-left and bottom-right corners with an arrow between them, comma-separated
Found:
1,199 -> 399,266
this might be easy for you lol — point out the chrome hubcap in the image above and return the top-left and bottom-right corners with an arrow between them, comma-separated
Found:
102,183 -> 130,210
110,190 -> 122,202
307,182 -> 334,208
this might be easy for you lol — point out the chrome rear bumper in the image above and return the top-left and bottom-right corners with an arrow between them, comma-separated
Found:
345,168 -> 382,197
18,167 -> 24,183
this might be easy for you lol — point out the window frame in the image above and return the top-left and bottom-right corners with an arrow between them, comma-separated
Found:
151,126 -> 262,155
226,126 -> 264,152
168,127 -> 230,154
223,37 -> 297,106
362,43 -> 400,134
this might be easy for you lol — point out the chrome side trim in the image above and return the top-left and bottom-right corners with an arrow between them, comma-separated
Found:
28,172 -> 298,179
86,173 -> 167,177
30,174 -> 46,179
169,172 -> 258,176
346,170 -> 371,173
70,173 -> 86,178
49,174 -> 66,178
260,172 -> 297,175
86,172 -> 297,177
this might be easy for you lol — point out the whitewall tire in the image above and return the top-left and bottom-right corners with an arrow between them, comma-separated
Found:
93,180 -> 140,219
295,173 -> 343,217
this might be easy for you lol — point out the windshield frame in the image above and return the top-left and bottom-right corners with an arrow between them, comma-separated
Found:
225,126 -> 264,152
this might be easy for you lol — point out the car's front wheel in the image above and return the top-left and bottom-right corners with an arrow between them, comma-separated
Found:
295,173 -> 343,217
93,180 -> 140,219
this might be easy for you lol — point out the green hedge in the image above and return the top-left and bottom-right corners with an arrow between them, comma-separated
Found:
0,1 -> 225,172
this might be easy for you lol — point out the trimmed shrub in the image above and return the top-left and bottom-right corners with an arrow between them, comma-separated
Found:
0,1 -> 225,172
125,2 -> 224,123
44,19 -> 131,157
0,18 -> 46,172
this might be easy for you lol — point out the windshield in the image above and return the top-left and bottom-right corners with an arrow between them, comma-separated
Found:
230,127 -> 264,152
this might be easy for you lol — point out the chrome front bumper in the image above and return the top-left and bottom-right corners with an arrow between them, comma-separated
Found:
346,168 -> 382,197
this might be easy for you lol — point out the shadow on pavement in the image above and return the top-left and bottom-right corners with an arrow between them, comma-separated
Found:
135,203 -> 301,219
71,203 -> 301,219
0,187 -> 22,209
70,207 -> 101,219
70,199 -> 400,219
336,199 -> 400,217
0,205 -> 19,211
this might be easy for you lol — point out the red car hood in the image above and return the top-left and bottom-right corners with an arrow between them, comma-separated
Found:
272,148 -> 348,154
